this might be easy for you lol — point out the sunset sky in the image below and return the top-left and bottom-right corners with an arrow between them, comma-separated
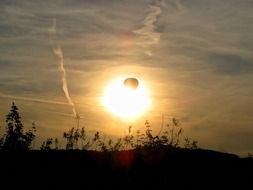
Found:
0,0 -> 253,155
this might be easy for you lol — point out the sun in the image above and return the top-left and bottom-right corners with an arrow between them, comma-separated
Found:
102,78 -> 151,119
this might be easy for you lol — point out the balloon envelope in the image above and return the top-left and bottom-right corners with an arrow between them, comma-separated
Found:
124,78 -> 139,90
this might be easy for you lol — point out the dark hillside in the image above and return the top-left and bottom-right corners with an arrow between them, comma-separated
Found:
0,148 -> 252,189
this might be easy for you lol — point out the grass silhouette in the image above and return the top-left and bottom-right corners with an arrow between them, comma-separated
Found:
0,102 -> 252,189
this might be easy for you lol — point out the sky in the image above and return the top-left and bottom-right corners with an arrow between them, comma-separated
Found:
0,0 -> 253,155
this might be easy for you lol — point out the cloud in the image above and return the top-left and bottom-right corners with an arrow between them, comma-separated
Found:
133,0 -> 163,56
0,93 -> 69,106
207,53 -> 253,75
0,0 -> 253,154
49,19 -> 78,118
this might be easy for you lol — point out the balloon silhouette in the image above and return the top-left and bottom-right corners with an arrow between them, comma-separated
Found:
124,78 -> 139,90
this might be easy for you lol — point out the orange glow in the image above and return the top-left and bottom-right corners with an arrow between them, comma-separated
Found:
102,78 -> 151,119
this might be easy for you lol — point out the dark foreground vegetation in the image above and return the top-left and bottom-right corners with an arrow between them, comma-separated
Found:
1,148 -> 253,189
0,103 -> 253,189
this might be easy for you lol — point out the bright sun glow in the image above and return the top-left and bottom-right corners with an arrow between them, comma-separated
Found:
102,78 -> 151,119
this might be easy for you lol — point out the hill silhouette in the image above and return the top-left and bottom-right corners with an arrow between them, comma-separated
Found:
0,148 -> 252,189
0,102 -> 252,189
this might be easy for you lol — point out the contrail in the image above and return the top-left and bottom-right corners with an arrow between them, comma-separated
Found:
53,47 -> 77,117
49,19 -> 78,118
133,0 -> 163,56
0,93 -> 69,106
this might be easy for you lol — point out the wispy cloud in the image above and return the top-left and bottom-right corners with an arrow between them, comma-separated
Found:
0,93 -> 69,106
49,19 -> 78,118
1,0 -> 253,154
206,53 -> 253,75
133,0 -> 163,56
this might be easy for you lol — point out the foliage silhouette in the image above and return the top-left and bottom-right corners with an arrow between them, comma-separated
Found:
1,102 -> 36,151
0,102 -> 199,152
63,127 -> 90,150
0,101 -> 253,189
60,118 -> 197,152
184,137 -> 198,150
123,126 -> 134,150
40,138 -> 53,150
54,138 -> 59,150
91,131 -> 108,151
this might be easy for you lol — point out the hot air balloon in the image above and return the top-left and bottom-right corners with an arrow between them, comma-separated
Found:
124,78 -> 139,90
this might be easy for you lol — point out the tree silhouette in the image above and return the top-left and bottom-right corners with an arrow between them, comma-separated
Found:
2,102 -> 36,151
0,103 -> 200,152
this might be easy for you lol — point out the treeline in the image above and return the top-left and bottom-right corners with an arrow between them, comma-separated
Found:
0,102 -> 198,151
